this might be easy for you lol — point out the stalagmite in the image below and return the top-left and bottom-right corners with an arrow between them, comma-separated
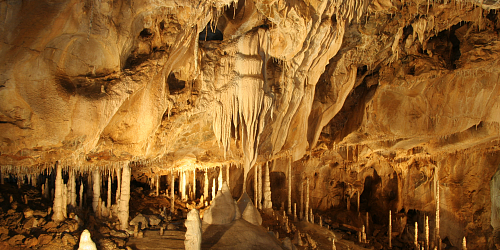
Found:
79,182 -> 84,209
332,238 -> 337,250
389,210 -> 392,249
204,171 -> 208,202
52,162 -> 65,223
218,167 -> 222,191
78,229 -> 97,250
185,209 -> 202,250
415,221 -> 419,248
288,157 -> 292,215
425,215 -> 429,250
92,170 -> 101,214
258,164 -> 262,209
263,161 -> 272,209
306,178 -> 309,222
193,169 -> 196,200
118,163 -> 131,230
107,173 -> 112,213
170,169 -> 175,214
116,167 -> 121,204
462,237 -> 467,250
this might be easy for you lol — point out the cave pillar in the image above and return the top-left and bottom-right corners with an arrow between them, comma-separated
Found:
436,177 -> 440,248
116,167 -> 121,204
92,170 -> 101,214
51,162 -> 65,223
254,165 -> 258,206
425,215 -> 429,250
389,210 -> 392,249
212,178 -> 216,201
183,171 -> 188,201
62,183 -> 68,217
263,161 -> 272,210
218,166 -> 222,191
357,191 -> 360,213
258,164 -> 262,209
69,169 -> 76,207
118,162 -> 131,230
156,174 -> 160,197
170,169 -> 175,214
306,178 -> 309,222
204,170 -> 208,202
288,157 -> 292,215
193,169 -> 196,200
300,179 -> 304,220
107,173 -> 112,215
415,221 -> 418,248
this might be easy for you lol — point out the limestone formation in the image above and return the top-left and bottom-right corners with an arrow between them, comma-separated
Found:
185,209 -> 202,250
78,229 -> 97,250
203,182 -> 239,225
237,192 -> 263,226
52,162 -> 65,223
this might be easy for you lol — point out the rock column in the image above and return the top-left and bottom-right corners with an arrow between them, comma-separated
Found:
226,164 -> 230,188
118,162 -> 131,230
425,215 -> 429,250
254,165 -> 258,206
193,169 -> 196,200
116,167 -> 121,204
204,170 -> 208,202
182,171 -> 187,201
69,170 -> 76,207
300,179 -> 303,220
306,178 -> 309,222
218,167 -> 222,191
170,169 -> 175,214
156,175 -> 160,197
389,210 -> 392,249
52,162 -> 65,223
79,182 -> 84,209
212,179 -> 216,201
107,173 -> 112,215
415,221 -> 418,248
258,164 -> 262,209
436,178 -> 440,248
288,157 -> 292,215
263,161 -> 272,209
92,170 -> 101,214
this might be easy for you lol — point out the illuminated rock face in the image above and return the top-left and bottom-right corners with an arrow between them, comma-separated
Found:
1,0 -> 500,248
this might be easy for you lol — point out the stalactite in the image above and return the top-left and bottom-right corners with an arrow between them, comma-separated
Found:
156,175 -> 160,197
436,172 -> 440,248
92,170 -> 101,214
79,182 -> 84,209
170,169 -> 175,214
226,164 -> 230,189
357,192 -> 360,213
52,162 -> 65,223
263,161 -> 272,209
118,162 -> 131,230
389,210 -> 392,249
288,157 -> 292,215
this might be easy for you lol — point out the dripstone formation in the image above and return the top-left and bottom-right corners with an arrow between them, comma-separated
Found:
1,0 -> 500,249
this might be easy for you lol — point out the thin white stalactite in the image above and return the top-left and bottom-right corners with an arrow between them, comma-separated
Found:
389,210 -> 392,249
288,157 -> 292,215
170,169 -> 175,214
218,166 -> 222,191
116,167 -> 121,205
193,169 -> 196,200
306,178 -> 309,222
107,173 -> 112,214
204,170 -> 209,202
